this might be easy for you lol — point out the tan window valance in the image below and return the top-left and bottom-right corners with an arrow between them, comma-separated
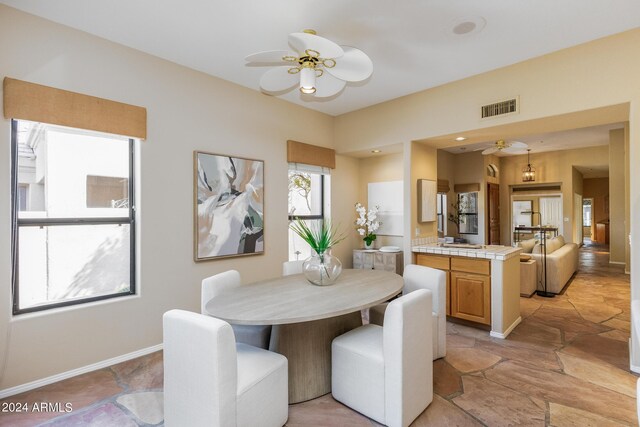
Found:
287,140 -> 335,169
437,179 -> 450,193
454,183 -> 480,193
3,77 -> 147,139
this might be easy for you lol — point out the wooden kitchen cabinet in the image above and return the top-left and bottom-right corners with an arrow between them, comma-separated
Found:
416,253 -> 490,323
450,271 -> 491,325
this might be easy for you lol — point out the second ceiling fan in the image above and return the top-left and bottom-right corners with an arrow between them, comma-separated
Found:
481,139 -> 528,155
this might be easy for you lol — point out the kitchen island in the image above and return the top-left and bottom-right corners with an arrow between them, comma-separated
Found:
412,244 -> 522,338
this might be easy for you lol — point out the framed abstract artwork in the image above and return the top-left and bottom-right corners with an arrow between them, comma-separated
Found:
194,151 -> 264,261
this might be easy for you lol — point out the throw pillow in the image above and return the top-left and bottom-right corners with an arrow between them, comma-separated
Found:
517,238 -> 538,254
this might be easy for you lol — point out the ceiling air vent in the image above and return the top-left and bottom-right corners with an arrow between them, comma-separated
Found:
481,97 -> 518,119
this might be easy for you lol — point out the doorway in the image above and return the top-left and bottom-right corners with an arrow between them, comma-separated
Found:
582,198 -> 593,244
487,183 -> 500,245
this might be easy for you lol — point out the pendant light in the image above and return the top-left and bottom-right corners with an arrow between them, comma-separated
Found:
522,149 -> 536,182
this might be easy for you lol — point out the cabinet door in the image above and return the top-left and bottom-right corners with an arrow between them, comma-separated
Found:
450,272 -> 491,325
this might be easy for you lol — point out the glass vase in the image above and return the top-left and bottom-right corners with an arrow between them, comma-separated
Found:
303,249 -> 342,286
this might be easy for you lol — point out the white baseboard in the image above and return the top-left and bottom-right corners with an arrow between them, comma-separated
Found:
490,316 -> 522,339
0,344 -> 162,399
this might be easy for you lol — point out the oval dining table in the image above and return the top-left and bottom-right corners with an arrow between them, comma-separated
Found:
205,269 -> 403,403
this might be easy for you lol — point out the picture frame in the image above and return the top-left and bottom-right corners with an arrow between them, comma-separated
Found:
194,151 -> 264,261
417,179 -> 436,223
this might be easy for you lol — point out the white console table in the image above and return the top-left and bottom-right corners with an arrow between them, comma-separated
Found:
353,249 -> 403,275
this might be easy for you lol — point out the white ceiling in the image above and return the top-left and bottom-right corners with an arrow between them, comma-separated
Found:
3,1 -> 640,116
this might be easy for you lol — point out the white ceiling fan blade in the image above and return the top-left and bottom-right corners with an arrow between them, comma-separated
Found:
325,46 -> 373,82
482,147 -> 499,155
313,72 -> 346,98
259,67 -> 298,93
245,50 -> 292,64
509,141 -> 528,149
503,146 -> 527,154
289,32 -> 344,59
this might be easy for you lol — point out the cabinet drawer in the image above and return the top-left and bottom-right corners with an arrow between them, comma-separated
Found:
451,257 -> 490,275
416,254 -> 450,270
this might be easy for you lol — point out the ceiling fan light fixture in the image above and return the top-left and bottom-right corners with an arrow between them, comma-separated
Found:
246,30 -> 372,100
299,66 -> 316,94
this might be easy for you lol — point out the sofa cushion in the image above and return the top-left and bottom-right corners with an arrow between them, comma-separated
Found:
517,238 -> 538,253
532,236 -> 564,255
547,236 -> 565,254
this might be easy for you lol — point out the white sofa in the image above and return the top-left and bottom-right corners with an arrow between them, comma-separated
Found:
529,235 -> 578,294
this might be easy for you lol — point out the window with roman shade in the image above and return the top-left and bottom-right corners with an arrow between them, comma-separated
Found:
4,78 -> 147,314
287,140 -> 334,261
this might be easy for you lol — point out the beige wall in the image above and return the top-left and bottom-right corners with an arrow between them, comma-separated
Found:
334,30 -> 640,153
329,155 -> 361,268
358,152 -> 404,247
584,178 -> 610,241
610,129 -> 626,264
0,6 -> 343,390
411,142 -> 437,240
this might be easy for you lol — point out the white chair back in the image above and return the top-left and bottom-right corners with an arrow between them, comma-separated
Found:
201,270 -> 241,314
402,264 -> 446,319
282,260 -> 304,276
163,309 -> 237,427
383,289 -> 433,427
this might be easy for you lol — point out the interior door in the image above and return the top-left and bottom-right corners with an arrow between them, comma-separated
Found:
487,183 -> 500,245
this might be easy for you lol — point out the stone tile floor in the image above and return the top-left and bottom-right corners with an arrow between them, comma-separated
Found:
1,242 -> 636,426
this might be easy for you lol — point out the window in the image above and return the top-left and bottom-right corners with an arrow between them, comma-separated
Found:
583,199 -> 592,227
288,169 -> 324,261
437,193 -> 447,235
11,120 -> 136,314
458,192 -> 478,235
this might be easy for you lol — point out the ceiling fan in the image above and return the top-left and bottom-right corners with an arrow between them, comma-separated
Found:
480,139 -> 528,155
245,29 -> 373,98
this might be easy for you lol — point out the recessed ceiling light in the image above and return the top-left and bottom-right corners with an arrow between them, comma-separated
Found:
371,149 -> 381,153
449,16 -> 486,37
455,136 -> 467,141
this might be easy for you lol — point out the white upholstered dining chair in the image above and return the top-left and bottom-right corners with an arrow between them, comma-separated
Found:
163,310 -> 288,427
282,260 -> 304,276
369,264 -> 446,359
202,270 -> 272,349
332,289 -> 433,427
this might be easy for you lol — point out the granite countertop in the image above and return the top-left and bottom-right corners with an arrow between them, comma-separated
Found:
412,243 -> 522,261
